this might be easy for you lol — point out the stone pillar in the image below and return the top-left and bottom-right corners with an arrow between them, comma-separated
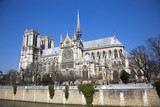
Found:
29,34 -> 32,46
45,39 -> 48,49
37,35 -> 41,48
23,35 -> 25,46
120,92 -> 125,106
51,40 -> 54,48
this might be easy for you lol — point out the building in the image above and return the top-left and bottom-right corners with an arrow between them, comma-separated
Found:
18,10 -> 137,83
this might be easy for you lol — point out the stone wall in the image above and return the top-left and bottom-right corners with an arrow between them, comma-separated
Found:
0,84 -> 159,106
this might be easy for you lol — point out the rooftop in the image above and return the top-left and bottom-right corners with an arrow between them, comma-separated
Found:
42,47 -> 60,56
83,36 -> 123,50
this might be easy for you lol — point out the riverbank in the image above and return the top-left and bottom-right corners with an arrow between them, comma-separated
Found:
0,83 -> 160,106
0,100 -> 87,107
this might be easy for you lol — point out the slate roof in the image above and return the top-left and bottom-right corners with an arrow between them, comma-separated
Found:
42,47 -> 60,56
81,54 -> 94,62
41,36 -> 123,56
83,36 -> 123,50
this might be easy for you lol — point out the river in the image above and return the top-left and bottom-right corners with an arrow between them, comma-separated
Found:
0,100 -> 108,107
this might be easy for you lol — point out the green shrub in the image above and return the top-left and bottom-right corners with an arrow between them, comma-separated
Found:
48,85 -> 54,99
65,85 -> 69,100
153,80 -> 160,97
120,70 -> 130,84
78,83 -> 97,106
13,85 -> 17,95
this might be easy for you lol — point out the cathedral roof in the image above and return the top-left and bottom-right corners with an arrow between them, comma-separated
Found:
83,36 -> 123,50
81,54 -> 94,62
42,47 -> 60,56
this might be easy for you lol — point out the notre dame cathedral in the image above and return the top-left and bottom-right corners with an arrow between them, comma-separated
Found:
18,10 -> 138,83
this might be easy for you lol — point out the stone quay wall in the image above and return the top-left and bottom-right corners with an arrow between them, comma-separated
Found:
0,83 -> 160,106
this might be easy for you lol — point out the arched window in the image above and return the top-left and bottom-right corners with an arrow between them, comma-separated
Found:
113,70 -> 119,83
109,50 -> 112,58
138,70 -> 141,79
26,35 -> 28,46
97,51 -> 101,60
131,70 -> 136,80
33,34 -> 35,46
85,52 -> 89,55
103,51 -> 106,60
41,40 -> 45,49
119,49 -> 122,58
91,52 -> 95,59
35,35 -> 38,47
48,40 -> 51,48
114,49 -> 118,59
82,65 -> 88,79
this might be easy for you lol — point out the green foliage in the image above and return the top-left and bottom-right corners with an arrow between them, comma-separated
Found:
0,74 -> 10,85
42,74 -> 52,84
153,80 -> 160,97
78,83 -> 97,106
13,85 -> 17,95
48,85 -> 54,99
120,70 -> 130,84
21,81 -> 33,86
65,85 -> 69,100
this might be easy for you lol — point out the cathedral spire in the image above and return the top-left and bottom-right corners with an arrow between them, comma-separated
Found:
74,30 -> 76,40
67,30 -> 68,36
76,9 -> 82,40
60,33 -> 63,43
77,9 -> 81,31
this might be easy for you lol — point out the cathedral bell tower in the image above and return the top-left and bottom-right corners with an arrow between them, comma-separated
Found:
18,29 -> 41,71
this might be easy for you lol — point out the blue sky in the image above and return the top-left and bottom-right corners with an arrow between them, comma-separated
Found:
0,0 -> 160,73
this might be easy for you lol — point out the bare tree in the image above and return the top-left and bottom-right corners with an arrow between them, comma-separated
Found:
130,35 -> 160,83
146,35 -> 160,79
49,62 -> 59,84
130,46 -> 154,83
8,69 -> 17,85
0,74 -> 10,85
89,73 -> 103,84
56,72 -> 66,85
27,62 -> 42,85
67,71 -> 80,85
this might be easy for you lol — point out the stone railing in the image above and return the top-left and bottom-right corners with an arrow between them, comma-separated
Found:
95,83 -> 153,90
0,83 -> 153,90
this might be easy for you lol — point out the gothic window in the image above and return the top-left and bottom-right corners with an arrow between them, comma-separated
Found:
138,70 -> 141,79
98,73 -> 103,80
62,48 -> 73,62
97,51 -> 101,60
65,40 -> 70,45
119,49 -> 123,58
114,49 -> 118,59
91,52 -> 95,59
85,52 -> 89,55
103,51 -> 106,60
99,67 -> 102,71
35,35 -> 38,47
33,34 -> 35,46
41,40 -> 45,49
109,50 -> 112,58
26,35 -> 28,46
113,70 -> 118,83
82,65 -> 88,80
131,70 -> 136,80
48,40 -> 51,48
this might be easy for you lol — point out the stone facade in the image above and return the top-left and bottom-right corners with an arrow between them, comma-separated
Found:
18,10 -> 139,82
